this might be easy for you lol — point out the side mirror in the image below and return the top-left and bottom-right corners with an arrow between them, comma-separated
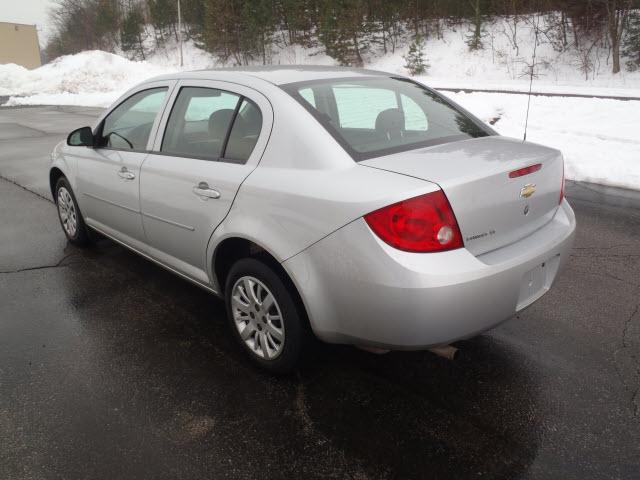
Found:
67,126 -> 94,147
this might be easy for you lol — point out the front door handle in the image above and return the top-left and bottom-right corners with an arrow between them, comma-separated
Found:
117,167 -> 135,180
192,182 -> 221,200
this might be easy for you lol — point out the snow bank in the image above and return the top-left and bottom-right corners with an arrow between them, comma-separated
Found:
0,50 -> 181,107
0,40 -> 337,107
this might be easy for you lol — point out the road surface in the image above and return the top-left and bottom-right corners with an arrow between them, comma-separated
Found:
1,106 -> 639,479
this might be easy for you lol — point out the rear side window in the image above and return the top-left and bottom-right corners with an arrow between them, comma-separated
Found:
161,87 -> 241,160
161,87 -> 262,163
224,99 -> 262,163
299,88 -> 316,107
100,87 -> 168,150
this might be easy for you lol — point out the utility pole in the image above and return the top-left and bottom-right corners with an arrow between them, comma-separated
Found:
178,0 -> 184,67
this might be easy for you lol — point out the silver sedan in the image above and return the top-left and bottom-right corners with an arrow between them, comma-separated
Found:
49,66 -> 576,372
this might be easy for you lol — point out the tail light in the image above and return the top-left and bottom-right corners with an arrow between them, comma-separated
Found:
364,190 -> 463,253
559,160 -> 565,204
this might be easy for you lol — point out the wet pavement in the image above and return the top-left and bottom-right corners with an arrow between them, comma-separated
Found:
1,106 -> 639,479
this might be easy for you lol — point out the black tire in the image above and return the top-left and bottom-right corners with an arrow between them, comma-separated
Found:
225,257 -> 311,374
54,177 -> 91,246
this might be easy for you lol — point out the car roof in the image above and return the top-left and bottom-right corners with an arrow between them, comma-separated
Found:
147,65 -> 395,86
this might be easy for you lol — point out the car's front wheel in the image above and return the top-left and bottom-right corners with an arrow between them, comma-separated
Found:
225,257 -> 310,374
55,177 -> 91,246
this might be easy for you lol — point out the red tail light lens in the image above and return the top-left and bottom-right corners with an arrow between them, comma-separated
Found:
509,163 -> 542,178
364,190 -> 464,253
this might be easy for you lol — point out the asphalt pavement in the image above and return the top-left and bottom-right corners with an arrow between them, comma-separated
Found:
1,106 -> 639,479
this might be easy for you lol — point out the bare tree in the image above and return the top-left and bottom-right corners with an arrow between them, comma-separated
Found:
597,0 -> 633,73
575,37 -> 600,79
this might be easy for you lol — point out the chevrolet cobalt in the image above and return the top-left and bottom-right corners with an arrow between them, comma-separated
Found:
50,67 -> 576,372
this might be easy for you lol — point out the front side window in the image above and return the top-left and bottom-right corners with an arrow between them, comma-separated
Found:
161,87 -> 241,160
100,87 -> 168,150
282,77 -> 490,160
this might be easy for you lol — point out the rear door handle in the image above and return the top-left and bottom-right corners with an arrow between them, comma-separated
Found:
117,167 -> 135,180
192,182 -> 221,200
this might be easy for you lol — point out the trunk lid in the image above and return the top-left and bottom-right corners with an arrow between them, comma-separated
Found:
360,136 -> 564,256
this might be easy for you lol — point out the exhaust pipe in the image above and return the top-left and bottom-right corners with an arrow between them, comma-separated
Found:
428,345 -> 459,360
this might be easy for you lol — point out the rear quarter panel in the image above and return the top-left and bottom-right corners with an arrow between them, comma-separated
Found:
212,164 -> 437,261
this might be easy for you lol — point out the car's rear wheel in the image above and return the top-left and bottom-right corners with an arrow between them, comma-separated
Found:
55,177 -> 91,246
225,257 -> 310,374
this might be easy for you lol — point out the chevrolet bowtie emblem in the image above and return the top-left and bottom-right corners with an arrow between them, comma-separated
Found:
520,183 -> 536,198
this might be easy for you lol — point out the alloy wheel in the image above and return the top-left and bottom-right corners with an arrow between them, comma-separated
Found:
231,276 -> 285,360
57,186 -> 78,237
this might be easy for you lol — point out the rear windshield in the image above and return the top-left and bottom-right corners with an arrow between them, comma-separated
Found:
282,77 -> 490,161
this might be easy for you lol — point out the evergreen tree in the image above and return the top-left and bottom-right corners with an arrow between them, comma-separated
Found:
242,0 -> 276,65
623,11 -> 640,71
403,35 -> 429,75
202,0 -> 276,65
181,0 -> 206,40
371,0 -> 405,54
121,4 -> 147,60
42,0 -> 640,79
278,0 -> 317,47
465,0 -> 485,50
317,0 -> 369,66
95,0 -> 120,50
148,0 -> 178,45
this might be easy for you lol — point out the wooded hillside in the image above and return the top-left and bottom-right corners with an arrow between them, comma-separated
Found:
45,0 -> 640,74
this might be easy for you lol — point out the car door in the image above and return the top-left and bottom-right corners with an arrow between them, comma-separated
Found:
75,82 -> 174,247
139,80 -> 272,286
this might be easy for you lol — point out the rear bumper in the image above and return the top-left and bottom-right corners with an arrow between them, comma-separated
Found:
283,200 -> 576,349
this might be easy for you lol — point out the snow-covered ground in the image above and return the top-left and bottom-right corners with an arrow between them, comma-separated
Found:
370,16 -> 640,97
0,16 -> 638,190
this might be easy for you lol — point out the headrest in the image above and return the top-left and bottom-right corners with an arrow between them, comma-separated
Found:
208,109 -> 235,139
375,108 -> 405,140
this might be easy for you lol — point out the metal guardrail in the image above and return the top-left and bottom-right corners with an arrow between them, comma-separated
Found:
3,89 -> 640,108
435,87 -> 640,102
